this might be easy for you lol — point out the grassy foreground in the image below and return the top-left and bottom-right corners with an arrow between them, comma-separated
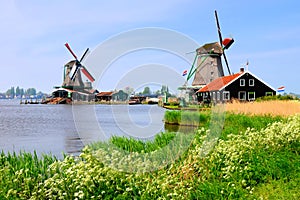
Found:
0,112 -> 299,199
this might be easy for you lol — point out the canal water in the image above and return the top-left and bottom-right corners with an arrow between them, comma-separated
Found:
0,100 -> 166,158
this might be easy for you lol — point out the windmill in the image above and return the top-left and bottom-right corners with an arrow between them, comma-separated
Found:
62,43 -> 95,90
186,10 -> 234,88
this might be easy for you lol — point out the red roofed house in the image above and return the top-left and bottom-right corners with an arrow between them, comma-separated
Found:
96,91 -> 114,102
196,68 -> 276,103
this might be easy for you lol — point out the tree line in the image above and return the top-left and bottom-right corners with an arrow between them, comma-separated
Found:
0,86 -> 46,99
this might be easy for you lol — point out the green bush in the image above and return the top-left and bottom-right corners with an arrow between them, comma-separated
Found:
164,110 -> 210,126
256,94 -> 297,101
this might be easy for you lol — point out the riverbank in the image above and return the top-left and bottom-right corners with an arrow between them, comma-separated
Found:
1,112 -> 299,199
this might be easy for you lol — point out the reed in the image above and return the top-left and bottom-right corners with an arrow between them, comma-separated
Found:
0,151 -> 57,199
106,132 -> 176,153
164,110 -> 210,126
225,100 -> 300,116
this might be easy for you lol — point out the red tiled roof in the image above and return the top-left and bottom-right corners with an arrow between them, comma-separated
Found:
198,72 -> 242,92
97,91 -> 113,96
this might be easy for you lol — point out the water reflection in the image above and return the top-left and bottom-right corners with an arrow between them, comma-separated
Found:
164,123 -> 198,134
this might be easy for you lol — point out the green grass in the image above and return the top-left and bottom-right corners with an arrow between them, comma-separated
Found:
221,112 -> 284,139
0,151 -> 57,199
90,132 -> 176,153
164,110 -> 210,126
0,113 -> 299,199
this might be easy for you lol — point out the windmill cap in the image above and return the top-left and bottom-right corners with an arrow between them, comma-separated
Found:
196,42 -> 223,55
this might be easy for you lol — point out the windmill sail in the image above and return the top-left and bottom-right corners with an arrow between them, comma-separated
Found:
81,66 -> 95,82
63,43 -> 95,90
215,10 -> 233,75
69,62 -> 79,80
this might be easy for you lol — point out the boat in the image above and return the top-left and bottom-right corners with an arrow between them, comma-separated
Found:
128,97 -> 142,105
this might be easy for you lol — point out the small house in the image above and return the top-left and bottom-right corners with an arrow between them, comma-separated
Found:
196,68 -> 276,103
96,91 -> 113,102
112,90 -> 129,102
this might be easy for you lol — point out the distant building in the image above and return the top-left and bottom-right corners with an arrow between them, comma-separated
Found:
196,68 -> 276,103
112,90 -> 128,101
96,91 -> 114,102
52,88 -> 94,102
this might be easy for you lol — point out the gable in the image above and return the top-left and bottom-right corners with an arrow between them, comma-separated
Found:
198,70 -> 276,93
222,72 -> 276,92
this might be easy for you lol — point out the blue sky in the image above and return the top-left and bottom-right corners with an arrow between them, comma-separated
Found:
1,0 -> 300,94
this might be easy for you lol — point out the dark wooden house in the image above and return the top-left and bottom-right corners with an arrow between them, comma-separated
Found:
196,68 -> 276,103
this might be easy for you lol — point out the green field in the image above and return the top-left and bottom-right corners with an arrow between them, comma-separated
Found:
1,112 -> 299,199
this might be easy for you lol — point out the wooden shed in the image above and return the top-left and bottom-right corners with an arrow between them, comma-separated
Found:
96,91 -> 113,102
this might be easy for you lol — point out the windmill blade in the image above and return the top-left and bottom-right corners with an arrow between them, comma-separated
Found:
81,66 -> 95,82
215,10 -> 232,75
65,43 -> 78,60
69,63 -> 80,81
222,38 -> 234,49
223,52 -> 232,75
79,48 -> 90,62
215,10 -> 223,49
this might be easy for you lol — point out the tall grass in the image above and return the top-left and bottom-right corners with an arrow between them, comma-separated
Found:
97,132 -> 176,153
164,110 -> 210,126
221,112 -> 284,139
0,151 -> 57,199
226,100 -> 300,116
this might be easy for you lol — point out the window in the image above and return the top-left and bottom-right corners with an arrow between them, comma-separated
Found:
238,91 -> 246,100
223,91 -> 230,100
265,92 -> 273,96
212,92 -> 216,100
217,92 -> 220,101
240,79 -> 245,86
249,79 -> 255,86
248,92 -> 255,101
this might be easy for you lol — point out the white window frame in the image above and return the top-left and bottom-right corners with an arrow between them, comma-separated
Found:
240,79 -> 245,86
249,79 -> 255,86
238,91 -> 246,100
217,92 -> 220,101
212,92 -> 216,100
223,91 -> 230,100
248,92 -> 255,101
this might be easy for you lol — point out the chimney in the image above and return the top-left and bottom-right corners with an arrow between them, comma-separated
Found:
240,67 -> 245,73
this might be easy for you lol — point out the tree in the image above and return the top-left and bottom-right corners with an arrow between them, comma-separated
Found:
155,90 -> 161,95
25,88 -> 36,96
142,86 -> 151,95
16,86 -> 21,97
123,86 -> 134,95
20,88 -> 24,97
160,85 -> 171,97
6,87 -> 15,98
5,89 -> 11,98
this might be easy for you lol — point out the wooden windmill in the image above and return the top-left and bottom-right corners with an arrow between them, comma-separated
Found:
62,43 -> 95,90
186,10 -> 234,88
